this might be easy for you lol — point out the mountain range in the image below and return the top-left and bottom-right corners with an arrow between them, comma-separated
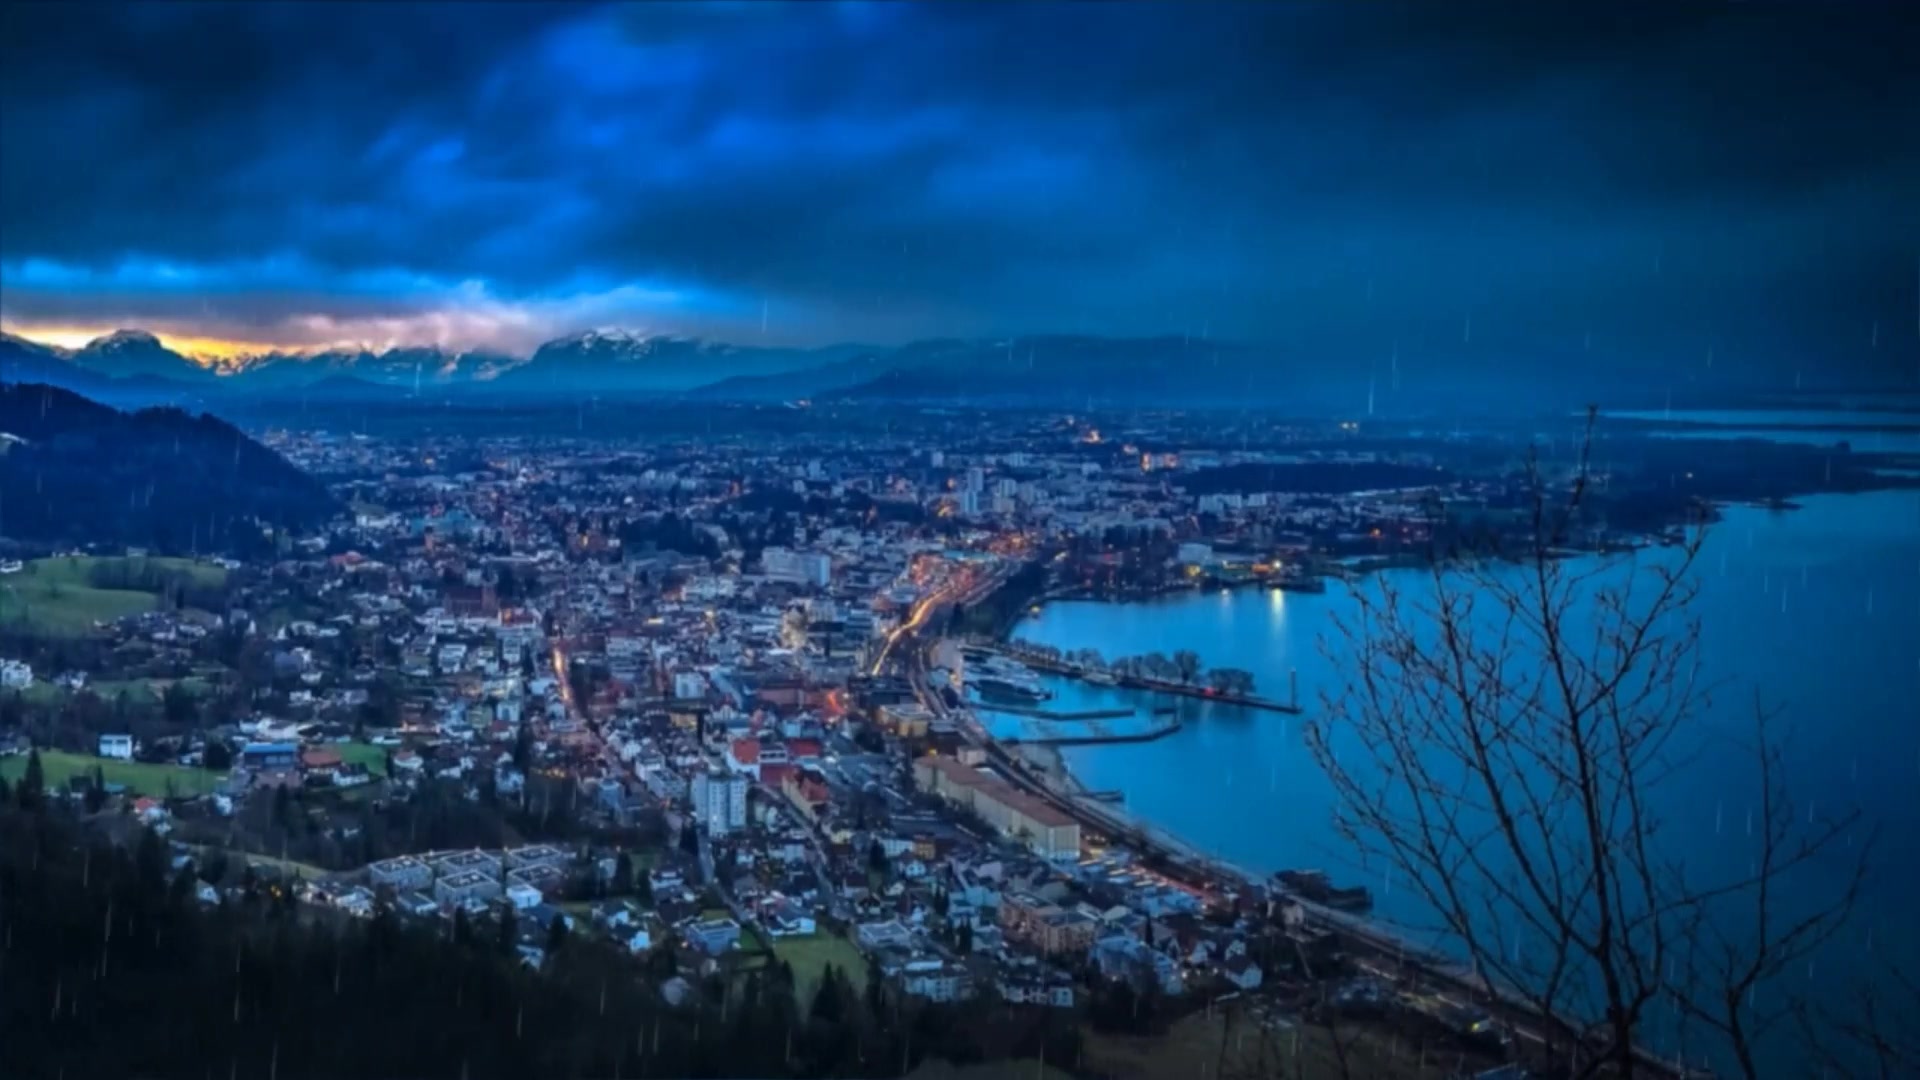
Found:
0,327 -> 871,400
0,325 -> 1848,414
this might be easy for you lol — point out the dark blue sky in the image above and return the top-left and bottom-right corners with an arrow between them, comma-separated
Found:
1,1 -> 1915,378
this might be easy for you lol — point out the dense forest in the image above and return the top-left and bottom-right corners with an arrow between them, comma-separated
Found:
0,383 -> 338,555
0,797 -> 1081,1080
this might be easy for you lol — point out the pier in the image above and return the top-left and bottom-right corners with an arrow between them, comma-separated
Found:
984,711 -> 1182,745
974,641 -> 1304,714
967,701 -> 1136,721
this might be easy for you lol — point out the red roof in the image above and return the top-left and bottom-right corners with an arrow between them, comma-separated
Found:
786,738 -> 822,760
760,763 -> 796,789
301,748 -> 343,770
729,739 -> 761,765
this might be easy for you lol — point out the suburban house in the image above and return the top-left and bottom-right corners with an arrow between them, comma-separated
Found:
685,918 -> 741,955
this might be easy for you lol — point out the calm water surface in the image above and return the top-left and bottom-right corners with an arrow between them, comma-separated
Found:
1013,489 -> 1920,1028
1605,408 -> 1920,452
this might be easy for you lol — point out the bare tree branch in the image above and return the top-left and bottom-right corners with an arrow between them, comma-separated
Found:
1304,408 -> 1869,1078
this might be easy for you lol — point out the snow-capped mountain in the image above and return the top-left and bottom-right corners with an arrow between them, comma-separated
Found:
228,345 -> 524,389
69,329 -> 214,382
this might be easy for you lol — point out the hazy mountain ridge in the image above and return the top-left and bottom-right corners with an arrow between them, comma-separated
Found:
0,325 -> 1873,414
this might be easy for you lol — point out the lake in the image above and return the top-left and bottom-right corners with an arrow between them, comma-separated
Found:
1012,486 -> 1920,1067
1603,408 -> 1920,452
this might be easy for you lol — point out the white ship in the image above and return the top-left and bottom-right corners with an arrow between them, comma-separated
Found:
967,654 -> 1052,703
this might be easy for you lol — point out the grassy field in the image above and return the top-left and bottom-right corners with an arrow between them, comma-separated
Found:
330,741 -> 390,776
179,844 -> 332,881
18,674 -> 215,707
236,850 -> 332,881
0,748 -> 225,798
0,555 -> 227,637
772,931 -> 869,995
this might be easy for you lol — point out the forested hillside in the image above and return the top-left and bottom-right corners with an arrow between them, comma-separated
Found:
0,383 -> 336,554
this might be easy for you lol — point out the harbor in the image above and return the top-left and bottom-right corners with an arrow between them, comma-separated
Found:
976,707 -> 1182,746
972,638 -> 1304,714
944,641 -> 1188,745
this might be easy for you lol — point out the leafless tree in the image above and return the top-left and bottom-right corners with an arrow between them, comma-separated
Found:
1304,412 -> 1867,1078
1794,959 -> 1920,1078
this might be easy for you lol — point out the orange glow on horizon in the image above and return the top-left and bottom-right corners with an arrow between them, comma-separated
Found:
2,321 -> 358,365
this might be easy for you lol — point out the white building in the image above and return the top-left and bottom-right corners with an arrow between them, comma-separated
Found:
761,547 -> 832,589
1176,542 -> 1214,566
673,670 -> 708,700
0,659 -> 31,689
691,768 -> 748,835
98,733 -> 134,760
902,961 -> 972,1003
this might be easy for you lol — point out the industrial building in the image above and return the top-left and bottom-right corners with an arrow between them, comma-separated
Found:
368,855 -> 434,893
431,849 -> 502,878
911,756 -> 1080,860
434,869 -> 501,905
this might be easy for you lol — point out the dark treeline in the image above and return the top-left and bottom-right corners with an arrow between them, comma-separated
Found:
83,556 -> 231,611
175,772 -> 668,875
0,382 -> 338,556
617,510 -> 726,560
0,801 -> 1081,1080
951,563 -> 1049,637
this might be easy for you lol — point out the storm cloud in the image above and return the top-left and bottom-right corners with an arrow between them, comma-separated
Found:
1,1 -> 1915,376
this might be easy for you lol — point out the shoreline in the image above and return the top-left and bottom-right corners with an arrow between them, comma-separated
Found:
985,490 -> 1899,904
1010,740 -> 1267,886
1018,492 -> 1847,612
